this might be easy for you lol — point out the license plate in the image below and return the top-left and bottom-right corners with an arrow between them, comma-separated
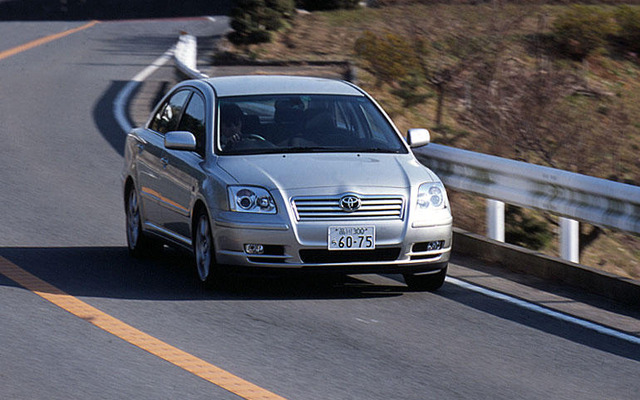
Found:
328,226 -> 375,250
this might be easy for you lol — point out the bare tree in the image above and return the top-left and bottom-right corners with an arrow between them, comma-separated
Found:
405,19 -> 484,127
458,5 -> 586,165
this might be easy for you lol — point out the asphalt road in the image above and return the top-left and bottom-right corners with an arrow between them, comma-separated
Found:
1,18 -> 639,400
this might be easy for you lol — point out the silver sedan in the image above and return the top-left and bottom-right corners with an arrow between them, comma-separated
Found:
122,75 -> 452,290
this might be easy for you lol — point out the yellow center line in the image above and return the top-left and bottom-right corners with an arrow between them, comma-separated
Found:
0,256 -> 287,400
0,20 -> 99,61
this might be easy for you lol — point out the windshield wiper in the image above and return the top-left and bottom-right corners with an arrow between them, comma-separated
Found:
276,146 -> 404,154
222,148 -> 282,155
285,147 -> 335,153
355,147 -> 401,154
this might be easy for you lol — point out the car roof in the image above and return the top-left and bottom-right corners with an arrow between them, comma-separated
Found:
202,75 -> 365,97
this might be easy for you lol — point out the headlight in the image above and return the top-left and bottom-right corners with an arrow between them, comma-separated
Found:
228,186 -> 276,214
416,182 -> 447,210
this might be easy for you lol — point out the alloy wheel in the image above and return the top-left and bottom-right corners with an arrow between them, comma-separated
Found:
195,214 -> 212,282
127,189 -> 140,250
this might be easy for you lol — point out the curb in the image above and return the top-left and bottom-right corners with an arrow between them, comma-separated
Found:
453,228 -> 640,306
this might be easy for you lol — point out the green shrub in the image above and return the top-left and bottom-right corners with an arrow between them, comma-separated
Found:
354,31 -> 418,86
615,5 -> 640,53
229,0 -> 295,45
505,206 -> 552,251
552,5 -> 616,60
391,74 -> 434,108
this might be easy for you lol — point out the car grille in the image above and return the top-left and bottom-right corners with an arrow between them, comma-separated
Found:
292,195 -> 404,221
299,248 -> 401,264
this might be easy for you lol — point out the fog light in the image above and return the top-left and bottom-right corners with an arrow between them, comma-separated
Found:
245,244 -> 265,255
413,241 -> 445,253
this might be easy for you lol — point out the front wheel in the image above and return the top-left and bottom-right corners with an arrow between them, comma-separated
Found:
126,187 -> 161,257
193,211 -> 220,287
403,265 -> 447,292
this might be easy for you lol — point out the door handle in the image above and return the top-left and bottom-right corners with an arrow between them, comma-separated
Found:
161,157 -> 169,168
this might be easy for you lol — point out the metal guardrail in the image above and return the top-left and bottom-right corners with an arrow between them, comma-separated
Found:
414,144 -> 640,262
414,144 -> 640,234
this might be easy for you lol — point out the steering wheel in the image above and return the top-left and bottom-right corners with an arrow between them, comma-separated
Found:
243,134 -> 267,142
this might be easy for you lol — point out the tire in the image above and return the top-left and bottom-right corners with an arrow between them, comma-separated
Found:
403,265 -> 447,292
193,210 -> 220,287
125,186 -> 161,258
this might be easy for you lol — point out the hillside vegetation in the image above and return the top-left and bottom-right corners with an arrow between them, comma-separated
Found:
218,1 -> 640,278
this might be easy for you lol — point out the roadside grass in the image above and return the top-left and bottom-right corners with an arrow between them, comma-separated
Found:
217,3 -> 640,279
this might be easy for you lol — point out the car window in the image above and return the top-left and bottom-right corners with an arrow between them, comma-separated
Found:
178,92 -> 206,156
149,90 -> 190,134
335,100 -> 367,138
358,100 -> 396,144
217,94 -> 407,155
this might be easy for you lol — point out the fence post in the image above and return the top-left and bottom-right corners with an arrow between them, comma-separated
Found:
487,199 -> 505,242
560,217 -> 580,263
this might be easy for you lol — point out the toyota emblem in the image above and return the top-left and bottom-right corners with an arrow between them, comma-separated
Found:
339,195 -> 361,212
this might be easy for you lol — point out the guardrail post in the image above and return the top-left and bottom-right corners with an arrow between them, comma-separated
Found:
174,33 -> 208,79
487,199 -> 505,242
560,217 -> 580,263
176,33 -> 197,71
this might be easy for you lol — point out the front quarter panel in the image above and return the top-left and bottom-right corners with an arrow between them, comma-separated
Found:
122,129 -> 147,198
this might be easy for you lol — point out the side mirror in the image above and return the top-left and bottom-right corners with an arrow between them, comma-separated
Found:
407,128 -> 430,148
165,131 -> 197,151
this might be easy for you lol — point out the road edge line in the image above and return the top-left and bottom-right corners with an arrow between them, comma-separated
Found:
113,47 -> 174,133
446,276 -> 640,345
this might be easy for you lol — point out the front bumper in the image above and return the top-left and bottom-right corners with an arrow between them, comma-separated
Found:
213,211 -> 452,274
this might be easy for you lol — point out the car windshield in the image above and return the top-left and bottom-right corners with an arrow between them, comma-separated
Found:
216,94 -> 408,155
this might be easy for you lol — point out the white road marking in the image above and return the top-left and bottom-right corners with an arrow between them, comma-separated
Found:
113,46 -> 175,132
447,276 -> 640,346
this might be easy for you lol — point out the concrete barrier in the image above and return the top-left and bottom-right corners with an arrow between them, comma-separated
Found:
453,228 -> 640,306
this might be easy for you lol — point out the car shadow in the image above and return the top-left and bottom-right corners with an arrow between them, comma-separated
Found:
431,272 -> 640,363
2,246 -> 638,362
94,76 -> 176,157
0,246 -> 407,302
94,80 -> 129,155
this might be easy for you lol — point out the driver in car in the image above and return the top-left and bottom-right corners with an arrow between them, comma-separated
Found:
220,103 -> 244,149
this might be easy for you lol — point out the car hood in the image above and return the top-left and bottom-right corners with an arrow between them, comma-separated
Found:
216,153 -> 437,192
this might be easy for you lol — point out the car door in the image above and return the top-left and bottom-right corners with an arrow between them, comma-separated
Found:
138,89 -> 190,230
159,90 -> 208,243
